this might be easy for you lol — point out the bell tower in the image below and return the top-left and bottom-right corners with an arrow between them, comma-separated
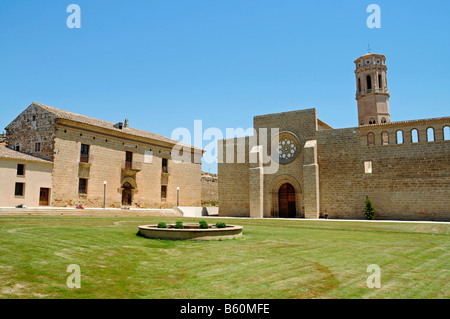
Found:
355,53 -> 390,126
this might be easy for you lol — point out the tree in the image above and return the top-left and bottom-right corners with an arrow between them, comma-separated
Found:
364,196 -> 376,220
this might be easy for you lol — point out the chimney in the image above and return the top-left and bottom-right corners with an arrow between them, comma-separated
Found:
124,118 -> 129,128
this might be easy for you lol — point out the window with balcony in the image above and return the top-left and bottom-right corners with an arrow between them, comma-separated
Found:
80,144 -> 90,163
125,151 -> 133,169
162,158 -> 168,173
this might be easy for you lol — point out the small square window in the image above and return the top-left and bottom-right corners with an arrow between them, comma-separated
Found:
364,161 -> 373,174
17,164 -> 25,176
15,182 -> 25,197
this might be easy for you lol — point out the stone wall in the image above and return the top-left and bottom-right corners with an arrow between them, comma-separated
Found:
51,120 -> 202,208
218,109 -> 450,221
218,137 -> 250,217
201,176 -> 218,205
5,104 -> 57,160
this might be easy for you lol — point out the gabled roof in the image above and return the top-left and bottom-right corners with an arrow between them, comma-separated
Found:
0,144 -> 53,164
31,102 -> 202,152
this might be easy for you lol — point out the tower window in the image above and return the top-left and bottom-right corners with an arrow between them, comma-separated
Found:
378,74 -> 383,89
427,127 -> 435,142
366,75 -> 372,90
381,117 -> 387,124
444,126 -> 450,140
396,130 -> 404,144
411,129 -> 419,143
358,78 -> 361,92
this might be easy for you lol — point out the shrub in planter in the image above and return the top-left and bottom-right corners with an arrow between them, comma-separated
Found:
199,221 -> 209,229
215,222 -> 226,228
157,222 -> 167,228
364,196 -> 376,220
175,221 -> 184,229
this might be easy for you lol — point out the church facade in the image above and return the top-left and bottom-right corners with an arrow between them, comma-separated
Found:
218,53 -> 450,221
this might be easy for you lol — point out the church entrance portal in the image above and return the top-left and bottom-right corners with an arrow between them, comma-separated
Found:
278,183 -> 296,218
122,182 -> 132,206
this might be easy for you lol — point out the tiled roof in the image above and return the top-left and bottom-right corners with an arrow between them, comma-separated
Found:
32,102 -> 202,151
0,144 -> 53,164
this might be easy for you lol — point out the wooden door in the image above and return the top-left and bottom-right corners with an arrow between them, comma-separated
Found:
122,183 -> 132,206
39,188 -> 49,206
278,183 -> 296,218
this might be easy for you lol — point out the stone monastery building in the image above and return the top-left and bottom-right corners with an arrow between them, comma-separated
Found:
218,53 -> 450,221
2,102 -> 202,208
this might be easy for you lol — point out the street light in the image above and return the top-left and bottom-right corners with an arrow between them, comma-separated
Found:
103,181 -> 107,209
177,187 -> 180,207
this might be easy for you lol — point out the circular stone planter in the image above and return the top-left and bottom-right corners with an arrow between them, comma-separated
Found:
138,223 -> 243,241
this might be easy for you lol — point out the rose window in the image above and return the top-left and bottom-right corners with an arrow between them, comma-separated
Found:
278,138 -> 297,161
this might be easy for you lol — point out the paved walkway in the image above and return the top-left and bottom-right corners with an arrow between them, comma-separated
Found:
0,207 -> 181,217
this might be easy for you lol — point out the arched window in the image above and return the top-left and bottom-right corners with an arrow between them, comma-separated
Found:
369,118 -> 376,125
367,75 -> 372,90
367,132 -> 375,146
360,120 -> 364,126
444,126 -> 450,140
358,78 -> 361,92
381,117 -> 387,124
411,129 -> 419,143
396,130 -> 404,144
378,74 -> 382,89
382,131 -> 389,145
427,127 -> 435,142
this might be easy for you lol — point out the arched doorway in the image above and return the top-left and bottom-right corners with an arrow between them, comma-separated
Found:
122,182 -> 132,206
278,183 -> 296,218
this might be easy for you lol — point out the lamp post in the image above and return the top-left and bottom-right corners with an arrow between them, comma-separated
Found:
177,187 -> 180,207
103,181 -> 107,209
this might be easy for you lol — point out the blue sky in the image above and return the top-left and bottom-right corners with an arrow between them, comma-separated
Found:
1,0 -> 449,173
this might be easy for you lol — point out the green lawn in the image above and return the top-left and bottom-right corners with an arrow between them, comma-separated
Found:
0,216 -> 448,299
